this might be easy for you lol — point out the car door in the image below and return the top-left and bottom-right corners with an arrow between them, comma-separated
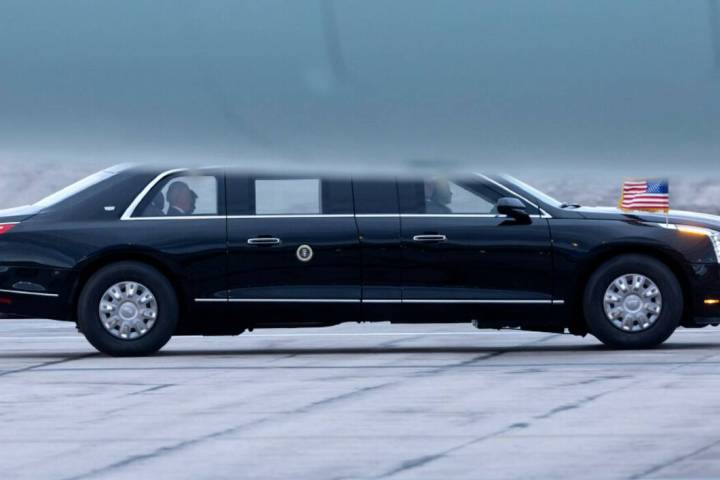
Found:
225,172 -> 362,326
398,175 -> 554,324
351,177 -> 403,320
129,168 -> 229,333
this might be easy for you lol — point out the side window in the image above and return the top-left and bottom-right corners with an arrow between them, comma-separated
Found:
399,176 -> 529,214
137,174 -> 220,217
226,174 -> 353,215
256,179 -> 320,214
352,178 -> 399,214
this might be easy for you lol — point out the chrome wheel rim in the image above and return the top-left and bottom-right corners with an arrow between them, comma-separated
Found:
99,281 -> 158,340
603,273 -> 662,332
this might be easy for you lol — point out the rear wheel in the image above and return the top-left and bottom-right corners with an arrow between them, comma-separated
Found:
78,262 -> 178,356
583,254 -> 682,348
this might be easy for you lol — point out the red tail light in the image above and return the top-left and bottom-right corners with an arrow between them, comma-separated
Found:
0,223 -> 17,234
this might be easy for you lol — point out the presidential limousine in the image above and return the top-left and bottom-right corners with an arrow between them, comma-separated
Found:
0,165 -> 718,355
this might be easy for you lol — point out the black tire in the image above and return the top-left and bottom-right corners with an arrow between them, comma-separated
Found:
77,261 -> 178,356
583,254 -> 683,348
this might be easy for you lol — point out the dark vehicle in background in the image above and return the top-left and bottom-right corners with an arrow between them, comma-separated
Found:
0,165 -> 719,355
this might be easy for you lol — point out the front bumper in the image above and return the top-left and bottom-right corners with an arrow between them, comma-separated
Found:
688,263 -> 720,325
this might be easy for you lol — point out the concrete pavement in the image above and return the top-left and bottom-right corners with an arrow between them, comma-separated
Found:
1,320 -> 720,479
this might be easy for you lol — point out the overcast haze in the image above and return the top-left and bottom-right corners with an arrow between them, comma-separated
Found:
1,0 -> 719,175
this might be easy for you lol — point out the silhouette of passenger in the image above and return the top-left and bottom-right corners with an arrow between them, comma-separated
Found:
424,178 -> 453,214
166,181 -> 198,216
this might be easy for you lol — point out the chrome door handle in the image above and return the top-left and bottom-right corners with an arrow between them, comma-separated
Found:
412,234 -> 447,242
247,237 -> 281,245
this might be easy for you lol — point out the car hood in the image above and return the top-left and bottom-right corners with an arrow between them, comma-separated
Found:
0,204 -> 43,223
574,206 -> 720,230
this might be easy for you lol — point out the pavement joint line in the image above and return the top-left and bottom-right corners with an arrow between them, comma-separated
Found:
376,373 -> 641,479
0,351 -> 97,378
629,437 -> 720,479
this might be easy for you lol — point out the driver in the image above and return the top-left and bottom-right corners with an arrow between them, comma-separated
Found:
166,181 -> 198,216
424,177 -> 453,213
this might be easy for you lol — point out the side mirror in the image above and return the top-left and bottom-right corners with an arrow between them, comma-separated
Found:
496,197 -> 530,221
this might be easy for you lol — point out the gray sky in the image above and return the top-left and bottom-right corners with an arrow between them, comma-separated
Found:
1,0 -> 718,175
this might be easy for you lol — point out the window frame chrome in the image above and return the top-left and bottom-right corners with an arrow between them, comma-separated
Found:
123,169 -> 554,220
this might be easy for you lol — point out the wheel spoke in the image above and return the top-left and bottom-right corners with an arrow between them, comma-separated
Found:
645,302 -> 661,314
104,316 -> 120,328
100,302 -> 115,313
622,314 -> 636,330
605,292 -> 621,303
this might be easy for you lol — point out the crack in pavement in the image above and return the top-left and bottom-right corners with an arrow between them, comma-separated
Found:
374,370 -> 641,479
628,437 -> 720,479
58,417 -> 273,480
57,379 -> 399,480
0,352 -> 97,379
51,335 -> 562,479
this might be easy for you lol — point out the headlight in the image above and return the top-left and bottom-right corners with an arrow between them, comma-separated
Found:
659,223 -> 720,262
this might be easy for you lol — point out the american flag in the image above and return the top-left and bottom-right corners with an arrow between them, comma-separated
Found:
619,179 -> 669,212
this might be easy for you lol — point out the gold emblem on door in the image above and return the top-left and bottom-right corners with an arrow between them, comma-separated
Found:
296,244 -> 313,262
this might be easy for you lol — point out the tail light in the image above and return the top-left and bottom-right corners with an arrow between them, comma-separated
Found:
0,223 -> 17,234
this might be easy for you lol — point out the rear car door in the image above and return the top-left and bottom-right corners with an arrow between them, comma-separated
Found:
398,175 -> 554,324
352,178 -> 403,320
225,172 -> 362,326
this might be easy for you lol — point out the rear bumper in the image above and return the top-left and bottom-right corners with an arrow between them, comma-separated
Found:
0,266 -> 76,320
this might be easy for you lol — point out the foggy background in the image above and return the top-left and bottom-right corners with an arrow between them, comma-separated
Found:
1,0 -> 719,210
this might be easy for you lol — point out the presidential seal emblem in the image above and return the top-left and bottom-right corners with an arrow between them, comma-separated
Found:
296,244 -> 313,262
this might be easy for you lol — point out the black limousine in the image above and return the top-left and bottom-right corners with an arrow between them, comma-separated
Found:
0,165 -> 718,355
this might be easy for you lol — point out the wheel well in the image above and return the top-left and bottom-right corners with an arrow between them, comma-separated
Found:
70,253 -> 188,321
568,247 -> 693,332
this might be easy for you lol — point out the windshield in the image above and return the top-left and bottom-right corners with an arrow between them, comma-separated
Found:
33,165 -> 128,208
498,174 -> 564,209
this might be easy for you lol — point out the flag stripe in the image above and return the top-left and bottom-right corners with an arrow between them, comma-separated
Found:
620,179 -> 669,212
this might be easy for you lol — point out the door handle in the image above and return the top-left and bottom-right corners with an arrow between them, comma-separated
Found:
412,234 -> 447,243
247,237 -> 281,245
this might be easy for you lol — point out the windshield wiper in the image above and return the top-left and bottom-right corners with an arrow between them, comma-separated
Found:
560,202 -> 582,209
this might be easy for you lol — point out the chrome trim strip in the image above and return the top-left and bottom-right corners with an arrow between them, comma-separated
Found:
402,299 -> 554,304
227,298 -> 361,303
229,214 -> 354,219
0,222 -> 20,225
362,299 -> 402,303
0,288 -> 59,298
125,215 -> 225,221
195,297 -> 564,304
360,214 -> 545,218
121,168 -> 187,220
403,213 -> 503,218
123,213 -> 551,221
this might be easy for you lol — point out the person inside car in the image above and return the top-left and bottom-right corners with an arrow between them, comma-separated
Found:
425,177 -> 453,213
166,181 -> 198,216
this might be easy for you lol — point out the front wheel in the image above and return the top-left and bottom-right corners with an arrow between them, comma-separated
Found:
77,262 -> 178,356
583,254 -> 683,348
